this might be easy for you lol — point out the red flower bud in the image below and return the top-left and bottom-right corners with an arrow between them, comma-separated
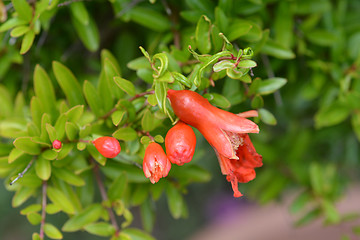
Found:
165,121 -> 196,166
143,142 -> 171,184
93,137 -> 121,158
52,140 -> 62,149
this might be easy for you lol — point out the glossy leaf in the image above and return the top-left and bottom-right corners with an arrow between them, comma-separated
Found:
35,156 -> 51,181
256,78 -> 287,95
33,65 -> 57,118
129,7 -> 171,32
44,223 -> 63,239
53,168 -> 85,187
108,172 -> 127,201
72,13 -> 99,52
259,108 -> 277,125
84,222 -> 115,237
83,80 -> 104,117
20,29 -> 35,54
62,204 -> 103,232
141,109 -> 156,132
111,110 -> 126,126
113,127 -> 137,141
53,61 -> 85,106
65,122 -> 79,141
114,76 -> 135,96
13,137 -> 41,155
195,15 -> 211,54
227,19 -> 252,41
12,0 -> 32,22
70,1 -> 89,25
12,186 -> 36,207
166,184 -> 184,219
261,39 -> 295,59
47,186 -> 75,214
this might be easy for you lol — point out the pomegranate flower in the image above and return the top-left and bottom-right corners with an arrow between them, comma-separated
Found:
143,142 -> 171,184
167,89 -> 262,197
165,121 -> 196,166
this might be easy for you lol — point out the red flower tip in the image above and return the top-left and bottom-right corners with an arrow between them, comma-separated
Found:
165,121 -> 196,166
93,137 -> 121,158
52,140 -> 62,150
143,142 -> 171,184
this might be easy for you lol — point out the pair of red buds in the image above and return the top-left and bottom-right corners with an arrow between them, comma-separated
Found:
52,137 -> 121,159
143,121 -> 196,184
146,89 -> 263,198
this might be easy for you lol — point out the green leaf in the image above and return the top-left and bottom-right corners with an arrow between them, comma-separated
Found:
35,156 -> 51,181
47,186 -> 75,214
8,148 -> 25,163
127,57 -> 151,70
315,101 -> 351,128
195,15 -> 211,54
171,72 -> 192,88
12,0 -> 33,22
129,7 -> 171,32
213,60 -> 234,72
53,61 -> 85,107
295,208 -> 321,227
65,105 -> 84,123
0,85 -> 13,117
290,192 -> 312,214
34,65 -> 57,119
56,143 -> 74,160
111,110 -> 126,126
237,60 -> 257,68
122,228 -> 155,240
204,93 -> 231,109
13,137 -> 41,155
166,183 -> 184,219
69,1 -> 89,25
10,25 -> 29,37
140,198 -> 155,232
62,204 -> 103,232
259,108 -> 277,125
141,109 -> 156,132
20,29 -> 35,54
108,172 -> 127,201
0,18 -> 27,32
256,77 -> 287,95
84,222 -> 115,237
30,96 -> 43,129
152,53 -> 168,78
114,77 -> 136,96
227,19 -> 252,41
305,29 -> 337,47
251,95 -> 264,109
42,149 -> 58,160
54,114 -> 67,140
113,127 -> 137,141
321,199 -> 340,224
65,122 -> 78,141
154,81 -> 166,112
83,80 -> 104,117
72,13 -> 99,52
32,233 -> 41,240
53,168 -> 85,187
261,39 -> 295,59
20,204 -> 42,215
170,165 -> 211,183
154,135 -> 164,143
46,124 -> 57,143
27,212 -> 42,225
44,223 -> 63,239
12,186 -> 36,207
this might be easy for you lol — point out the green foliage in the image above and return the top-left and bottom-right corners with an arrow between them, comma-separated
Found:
1,0 -> 360,239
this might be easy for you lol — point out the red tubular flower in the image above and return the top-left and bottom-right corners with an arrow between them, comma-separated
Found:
143,142 -> 171,184
165,121 -> 196,166
167,89 -> 262,197
93,136 -> 121,158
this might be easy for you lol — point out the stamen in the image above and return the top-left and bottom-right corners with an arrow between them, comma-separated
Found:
224,131 -> 244,151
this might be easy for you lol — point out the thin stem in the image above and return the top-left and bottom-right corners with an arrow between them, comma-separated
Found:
162,0 -> 181,49
261,54 -> 283,106
39,181 -> 47,239
10,159 -> 34,185
92,162 -> 120,236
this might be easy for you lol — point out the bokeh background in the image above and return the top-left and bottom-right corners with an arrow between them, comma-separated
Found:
1,0 -> 360,239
